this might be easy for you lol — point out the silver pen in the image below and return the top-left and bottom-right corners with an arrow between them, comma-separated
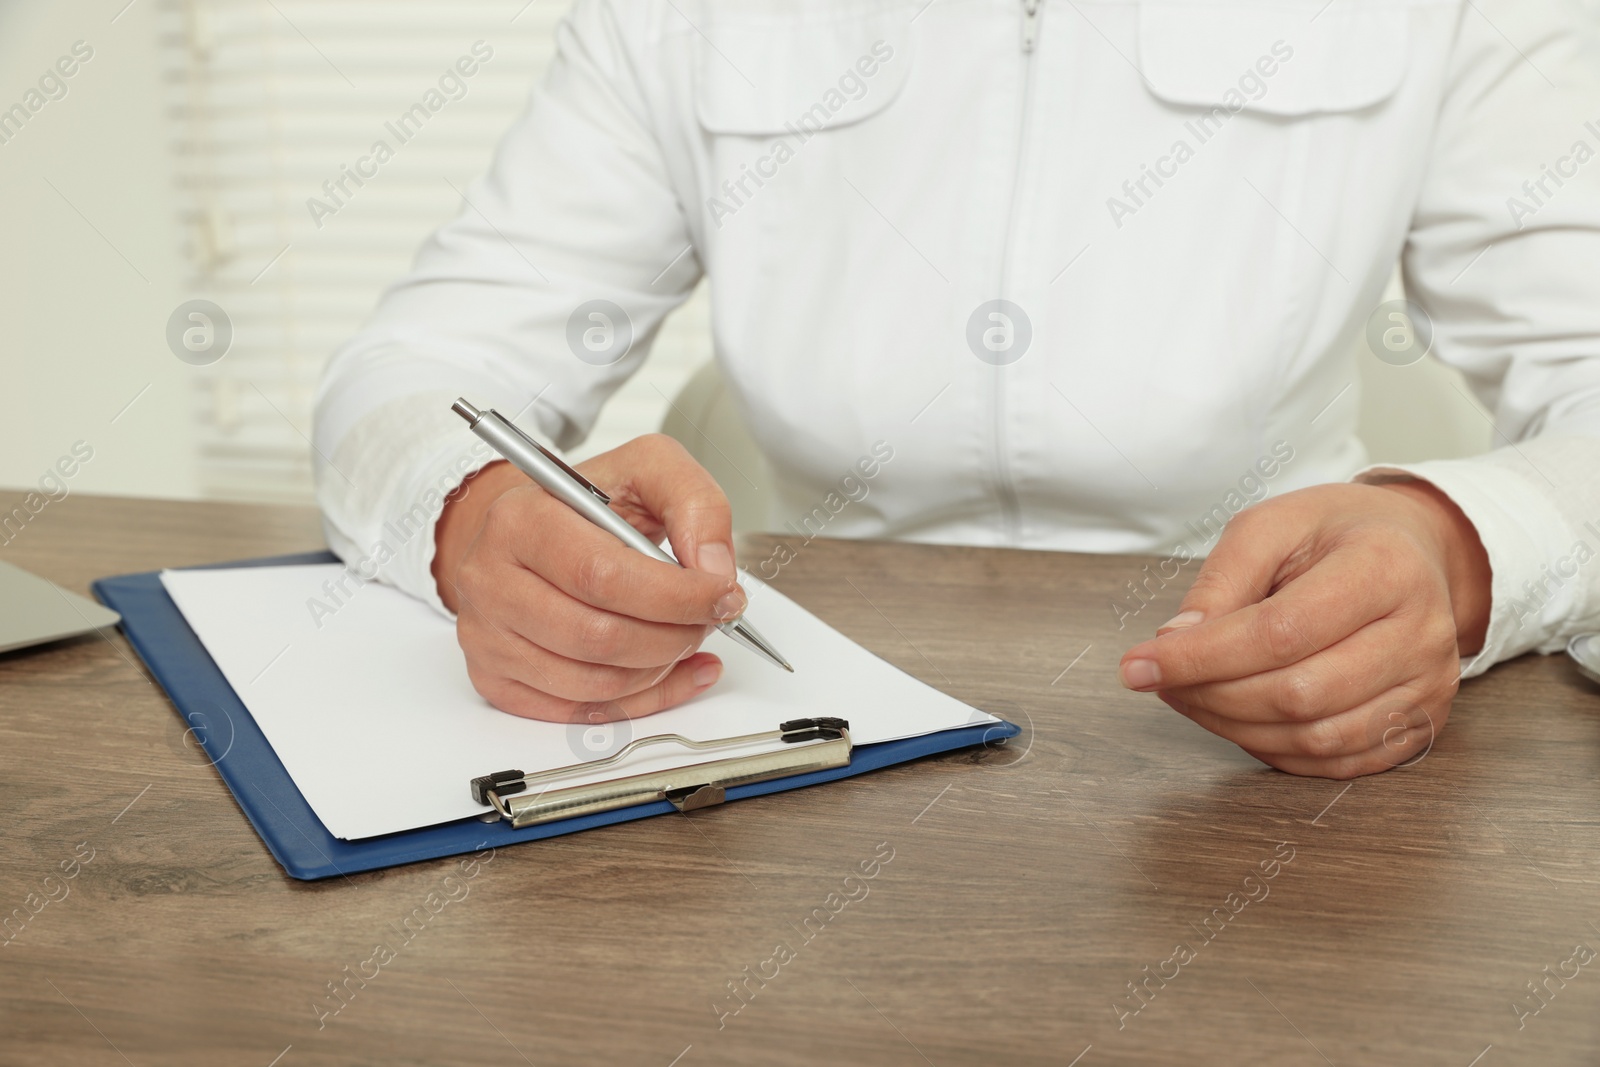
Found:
451,398 -> 793,672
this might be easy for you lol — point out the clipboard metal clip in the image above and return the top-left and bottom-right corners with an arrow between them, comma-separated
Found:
470,717 -> 852,829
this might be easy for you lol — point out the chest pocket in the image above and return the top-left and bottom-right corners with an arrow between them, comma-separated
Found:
693,3 -> 916,137
1138,1 -> 1411,116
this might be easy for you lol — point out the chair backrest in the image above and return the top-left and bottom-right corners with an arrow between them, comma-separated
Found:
657,362 -> 774,534
1356,339 -> 1491,466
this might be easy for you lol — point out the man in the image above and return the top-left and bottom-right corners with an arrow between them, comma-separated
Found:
314,0 -> 1600,778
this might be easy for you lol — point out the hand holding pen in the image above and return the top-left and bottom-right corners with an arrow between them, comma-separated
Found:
429,400 -> 789,724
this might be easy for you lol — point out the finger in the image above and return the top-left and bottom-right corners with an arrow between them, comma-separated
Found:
1121,542 -> 1402,691
458,606 -> 710,703
1125,498 -> 1313,679
460,561 -> 715,669
1165,504 -> 1310,626
583,434 -> 738,584
1165,688 -> 1441,762
1240,722 -> 1436,779
1161,617 -> 1427,723
490,486 -> 743,627
603,652 -> 724,718
468,650 -> 724,723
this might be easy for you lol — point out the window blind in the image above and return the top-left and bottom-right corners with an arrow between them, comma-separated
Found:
161,0 -> 709,503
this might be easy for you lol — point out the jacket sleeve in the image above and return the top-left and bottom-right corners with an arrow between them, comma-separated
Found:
312,0 -> 697,615
1354,1 -> 1600,675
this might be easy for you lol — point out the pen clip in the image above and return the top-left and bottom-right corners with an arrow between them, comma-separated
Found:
489,409 -> 611,504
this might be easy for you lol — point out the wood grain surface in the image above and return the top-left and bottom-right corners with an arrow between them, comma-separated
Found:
1,492 -> 1597,1066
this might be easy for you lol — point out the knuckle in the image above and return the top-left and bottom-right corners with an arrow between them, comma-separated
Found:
481,494 -> 524,539
570,546 -> 623,603
679,494 -> 732,527
1277,670 -> 1325,722
464,660 -> 499,703
1385,722 -> 1432,766
454,555 -> 489,598
1376,699 -> 1429,739
1294,716 -> 1348,760
662,585 -> 710,626
574,609 -> 626,662
1258,606 -> 1305,662
1433,619 -> 1462,659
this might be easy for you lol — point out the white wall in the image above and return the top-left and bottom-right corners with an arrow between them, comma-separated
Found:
0,0 -> 198,499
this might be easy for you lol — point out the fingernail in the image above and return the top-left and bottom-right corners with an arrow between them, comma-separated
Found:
1157,610 -> 1204,634
713,587 -> 746,621
697,542 -> 736,579
1121,658 -> 1161,690
693,661 -> 722,688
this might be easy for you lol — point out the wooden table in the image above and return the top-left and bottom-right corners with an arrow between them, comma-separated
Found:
2,493 -> 1597,1066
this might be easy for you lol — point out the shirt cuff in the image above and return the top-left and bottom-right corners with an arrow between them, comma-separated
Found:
316,389 -> 561,618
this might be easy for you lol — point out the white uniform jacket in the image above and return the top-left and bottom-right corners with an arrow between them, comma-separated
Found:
314,0 -> 1600,675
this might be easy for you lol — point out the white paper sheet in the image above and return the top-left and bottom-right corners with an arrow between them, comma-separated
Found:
160,564 -> 995,840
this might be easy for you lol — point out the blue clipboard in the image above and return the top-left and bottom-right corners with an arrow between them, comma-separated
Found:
93,553 -> 1020,881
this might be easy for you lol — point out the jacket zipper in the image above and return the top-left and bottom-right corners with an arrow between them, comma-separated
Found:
991,0 -> 1041,542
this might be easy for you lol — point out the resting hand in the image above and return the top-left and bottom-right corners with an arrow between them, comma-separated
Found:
1119,481 -> 1491,778
432,434 -> 743,722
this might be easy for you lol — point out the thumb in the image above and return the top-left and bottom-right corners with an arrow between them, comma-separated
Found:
1159,506 -> 1303,635
623,434 -> 737,582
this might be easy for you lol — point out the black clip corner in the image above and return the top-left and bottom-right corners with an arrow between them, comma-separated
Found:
778,717 -> 850,743
470,768 -> 525,806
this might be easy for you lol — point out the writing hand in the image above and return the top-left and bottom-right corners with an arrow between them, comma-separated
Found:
432,434 -> 740,722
